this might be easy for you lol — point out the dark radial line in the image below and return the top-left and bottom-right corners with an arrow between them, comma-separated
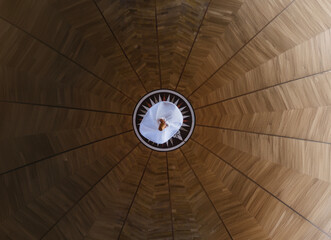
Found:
195,69 -> 331,110
196,124 -> 331,145
0,129 -> 134,176
92,0 -> 148,93
191,138 -> 331,238
174,0 -> 213,91
40,143 -> 141,239
0,100 -> 132,115
180,148 -> 233,240
155,0 -> 162,89
117,150 -> 153,239
166,152 -> 175,240
0,16 -> 136,103
187,0 -> 296,98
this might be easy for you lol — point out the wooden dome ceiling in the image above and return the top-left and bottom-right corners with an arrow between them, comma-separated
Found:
0,0 -> 330,239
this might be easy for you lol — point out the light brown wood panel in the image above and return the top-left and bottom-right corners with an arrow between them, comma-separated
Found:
0,0 -> 145,101
0,0 -> 329,239
52,0 -> 147,100
0,102 -> 132,174
0,18 -> 134,113
95,0 -> 160,91
167,150 -> 232,240
0,132 -> 137,223
195,71 -> 331,143
194,126 -> 331,183
43,144 -> 150,240
191,129 -> 331,236
157,0 -> 209,89
182,140 -> 330,240
119,152 -> 172,240
0,136 -> 141,240
176,0 -> 243,90
177,0 -> 292,96
190,0 -> 331,103
179,148 -> 270,240
193,28 -> 331,108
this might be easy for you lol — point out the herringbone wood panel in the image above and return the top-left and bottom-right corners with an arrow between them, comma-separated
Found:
177,0 -> 293,97
176,0 -> 243,91
157,0 -> 209,89
0,133 -> 141,239
195,71 -> 331,143
43,144 -> 150,239
168,150 -> 232,239
182,140 -> 330,240
188,0 -> 331,106
0,0 -> 146,102
95,0 -> 160,92
119,152 -> 172,240
0,0 -> 330,239
0,17 -> 134,113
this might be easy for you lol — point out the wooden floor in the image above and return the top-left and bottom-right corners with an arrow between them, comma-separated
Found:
0,0 -> 330,239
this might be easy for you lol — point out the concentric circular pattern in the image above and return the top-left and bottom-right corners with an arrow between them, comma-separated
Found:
133,89 -> 195,151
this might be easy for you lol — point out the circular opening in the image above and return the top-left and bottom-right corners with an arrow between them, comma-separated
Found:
133,89 -> 195,152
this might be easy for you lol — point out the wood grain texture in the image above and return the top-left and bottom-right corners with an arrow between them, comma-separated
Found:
193,127 -> 331,235
196,71 -> 331,143
0,0 -> 330,239
119,152 -> 172,240
0,0 -> 146,102
0,102 -> 132,174
180,148 -> 270,240
192,24 -> 331,110
42,144 -> 150,240
167,150 -> 232,239
175,0 -> 244,90
0,134 -> 141,240
156,0 -> 209,89
0,132 -> 137,222
189,0 -> 331,103
0,19 -> 134,114
95,0 -> 160,91
194,126 -> 331,183
182,140 -> 330,239
177,0 -> 293,96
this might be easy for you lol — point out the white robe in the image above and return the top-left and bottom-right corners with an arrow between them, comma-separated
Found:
139,101 -> 183,144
